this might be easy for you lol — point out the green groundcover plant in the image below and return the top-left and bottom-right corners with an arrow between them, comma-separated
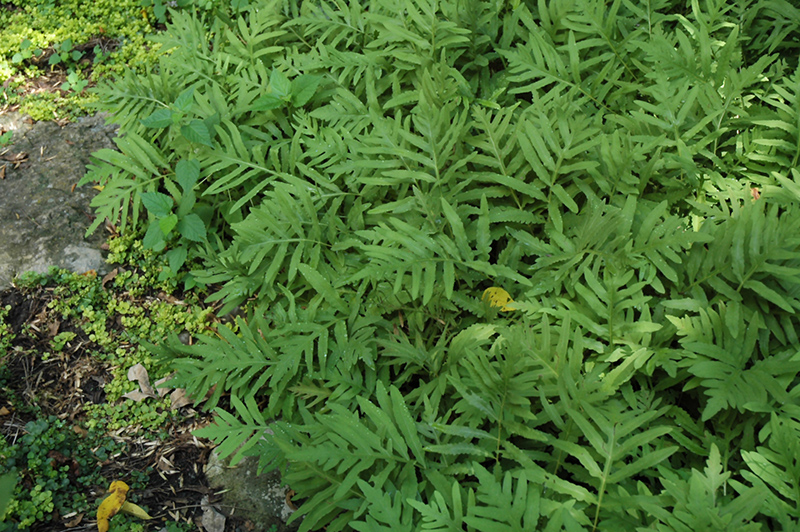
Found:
83,0 -> 800,529
0,261 -> 212,530
0,0 -> 248,120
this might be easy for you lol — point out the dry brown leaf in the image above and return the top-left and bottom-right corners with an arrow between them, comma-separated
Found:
157,291 -> 185,305
152,374 -> 194,409
63,512 -> 84,528
101,268 -> 118,289
153,375 -> 173,398
0,406 -> 11,416
286,489 -> 297,510
122,390 -> 154,402
157,456 -> 175,473
169,388 -> 192,410
1,151 -> 27,167
123,363 -> 156,401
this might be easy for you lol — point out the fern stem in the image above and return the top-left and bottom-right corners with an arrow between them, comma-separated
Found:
592,423 -> 616,532
495,389 -> 507,465
551,418 -> 575,479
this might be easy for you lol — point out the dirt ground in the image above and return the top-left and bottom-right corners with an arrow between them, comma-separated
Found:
0,284 -> 254,532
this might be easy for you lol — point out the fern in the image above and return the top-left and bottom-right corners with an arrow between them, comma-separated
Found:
196,394 -> 272,465
149,316 -> 274,409
79,132 -> 170,234
742,414 -> 800,520
552,402 -> 677,530
83,0 -> 800,529
641,444 -> 766,531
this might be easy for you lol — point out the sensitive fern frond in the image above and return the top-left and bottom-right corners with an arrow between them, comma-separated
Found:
88,1 -> 800,530
551,401 -> 676,530
651,443 -> 766,531
151,316 -> 275,410
195,394 -> 271,465
670,303 -> 800,420
503,5 -> 624,113
80,132 -> 170,234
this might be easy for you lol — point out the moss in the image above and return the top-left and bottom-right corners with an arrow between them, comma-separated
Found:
18,90 -> 100,121
2,0 -> 246,121
0,305 -> 14,355
14,255 -> 213,429
105,232 -> 208,295
0,0 -> 163,120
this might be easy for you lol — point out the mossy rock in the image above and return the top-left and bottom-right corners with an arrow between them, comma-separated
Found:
0,112 -> 116,289
205,449 -> 297,532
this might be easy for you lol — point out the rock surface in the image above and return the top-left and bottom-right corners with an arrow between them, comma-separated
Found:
205,450 -> 297,531
0,112 -> 116,289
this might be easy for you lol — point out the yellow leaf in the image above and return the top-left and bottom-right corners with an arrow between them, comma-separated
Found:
97,481 -> 129,532
121,501 -> 152,520
482,287 -> 516,312
92,185 -> 104,191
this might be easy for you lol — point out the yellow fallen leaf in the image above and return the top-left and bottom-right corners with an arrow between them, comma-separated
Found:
92,185 -> 104,191
121,501 -> 152,520
482,287 -> 516,312
97,481 -> 129,532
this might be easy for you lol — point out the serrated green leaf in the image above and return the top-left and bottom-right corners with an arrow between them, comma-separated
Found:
181,120 -> 214,147
141,108 -> 173,128
174,86 -> 195,112
177,213 -> 207,242
292,74 -> 321,107
166,246 -> 188,273
159,213 -> 178,236
140,191 -> 173,217
270,68 -> 291,98
176,159 -> 200,192
143,222 -> 166,251
252,94 -> 283,111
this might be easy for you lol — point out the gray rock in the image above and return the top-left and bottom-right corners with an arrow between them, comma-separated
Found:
205,450 -> 297,531
0,112 -> 117,289
201,495 -> 227,532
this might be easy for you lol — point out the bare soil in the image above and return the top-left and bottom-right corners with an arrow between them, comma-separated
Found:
0,283 -> 255,532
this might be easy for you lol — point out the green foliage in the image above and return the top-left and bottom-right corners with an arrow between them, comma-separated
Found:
0,305 -> 14,354
13,266 -> 212,432
0,416 -> 124,531
0,0 -> 249,120
0,0 -> 147,73
0,261 -> 217,530
105,230 -> 206,292
0,473 -> 15,520
61,70 -> 89,93
91,0 -> 800,529
16,90 -> 99,122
